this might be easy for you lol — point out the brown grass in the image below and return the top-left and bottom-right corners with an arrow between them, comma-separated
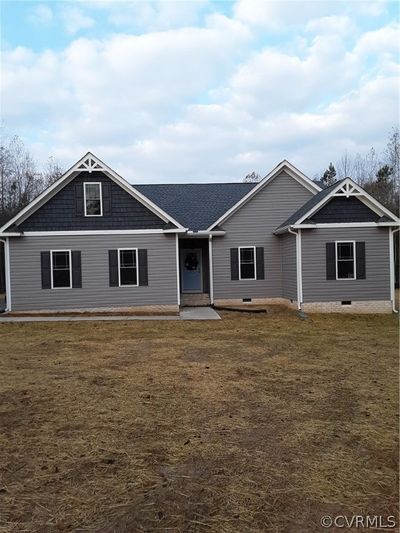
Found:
0,307 -> 398,532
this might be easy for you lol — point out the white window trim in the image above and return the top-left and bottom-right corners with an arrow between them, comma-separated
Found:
50,250 -> 72,289
238,246 -> 256,281
84,182 -> 103,217
118,248 -> 139,287
335,241 -> 356,281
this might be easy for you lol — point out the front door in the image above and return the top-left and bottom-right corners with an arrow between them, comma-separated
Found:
181,248 -> 202,293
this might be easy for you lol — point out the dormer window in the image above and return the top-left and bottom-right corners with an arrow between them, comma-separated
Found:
84,182 -> 102,216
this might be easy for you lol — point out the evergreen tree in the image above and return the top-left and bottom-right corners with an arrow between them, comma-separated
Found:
321,162 -> 337,186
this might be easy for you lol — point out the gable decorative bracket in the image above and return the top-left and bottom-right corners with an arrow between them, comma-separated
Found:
75,157 -> 106,173
334,181 -> 361,198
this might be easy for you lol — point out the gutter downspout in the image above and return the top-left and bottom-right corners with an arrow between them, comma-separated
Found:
208,234 -> 214,305
0,238 -> 10,312
175,234 -> 181,307
288,227 -> 303,313
389,227 -> 400,314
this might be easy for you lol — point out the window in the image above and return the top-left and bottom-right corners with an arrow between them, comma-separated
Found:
84,182 -> 102,216
51,250 -> 72,289
239,247 -> 256,280
118,249 -> 138,286
336,241 -> 356,280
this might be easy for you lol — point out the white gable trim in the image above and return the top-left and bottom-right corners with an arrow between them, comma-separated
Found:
296,178 -> 399,226
206,160 -> 321,231
0,152 -> 185,233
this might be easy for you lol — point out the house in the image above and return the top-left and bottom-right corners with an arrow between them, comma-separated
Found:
0,153 -> 398,315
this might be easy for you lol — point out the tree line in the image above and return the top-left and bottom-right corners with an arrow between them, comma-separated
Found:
244,127 -> 399,215
1,128 -> 399,228
0,134 -> 64,226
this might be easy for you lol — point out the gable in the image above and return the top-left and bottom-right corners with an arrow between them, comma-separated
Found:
308,196 -> 381,223
17,171 -> 167,232
207,161 -> 320,230
221,170 -> 314,231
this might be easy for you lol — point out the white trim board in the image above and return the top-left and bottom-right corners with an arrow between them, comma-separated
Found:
275,221 -> 399,234
4,229 -> 185,237
0,238 -> 12,311
208,235 -> 214,305
175,234 -> 181,306
0,152 -> 185,233
206,160 -> 321,231
288,227 -> 302,309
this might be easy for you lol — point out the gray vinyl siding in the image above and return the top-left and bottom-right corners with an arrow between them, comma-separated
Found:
17,172 -> 167,231
301,227 -> 390,302
9,234 -> 177,311
212,171 -> 313,299
281,233 -> 297,300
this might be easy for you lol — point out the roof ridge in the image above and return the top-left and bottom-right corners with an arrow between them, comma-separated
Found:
134,182 -> 256,186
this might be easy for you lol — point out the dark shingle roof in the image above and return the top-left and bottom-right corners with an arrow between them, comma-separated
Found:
313,179 -> 328,189
135,183 -> 256,231
275,180 -> 344,231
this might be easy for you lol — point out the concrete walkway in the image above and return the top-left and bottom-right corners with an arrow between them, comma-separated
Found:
0,307 -> 221,323
180,306 -> 221,320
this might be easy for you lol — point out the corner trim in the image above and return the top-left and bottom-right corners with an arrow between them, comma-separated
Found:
0,238 -> 12,311
288,227 -> 302,310
175,234 -> 181,306
209,235 -> 214,305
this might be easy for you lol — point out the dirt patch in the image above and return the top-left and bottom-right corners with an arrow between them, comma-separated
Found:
184,347 -> 210,363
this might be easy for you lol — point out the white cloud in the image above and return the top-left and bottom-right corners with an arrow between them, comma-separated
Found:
306,15 -> 356,36
61,6 -> 95,35
233,0 -> 349,31
106,1 -> 210,31
28,4 -> 53,25
2,1 -> 399,182
353,22 -> 399,56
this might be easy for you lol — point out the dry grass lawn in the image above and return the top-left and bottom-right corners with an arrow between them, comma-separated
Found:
0,307 -> 398,532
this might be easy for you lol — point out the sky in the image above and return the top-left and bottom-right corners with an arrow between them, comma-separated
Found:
1,0 -> 399,183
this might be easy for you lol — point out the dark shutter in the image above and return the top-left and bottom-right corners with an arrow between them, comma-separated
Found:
256,247 -> 265,280
71,251 -> 82,288
138,249 -> 148,286
76,183 -> 84,216
109,249 -> 118,287
356,241 -> 366,279
230,248 -> 239,280
41,251 -> 51,289
326,242 -> 336,280
102,182 -> 111,216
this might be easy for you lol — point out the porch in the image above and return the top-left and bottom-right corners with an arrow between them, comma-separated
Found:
178,237 -> 211,307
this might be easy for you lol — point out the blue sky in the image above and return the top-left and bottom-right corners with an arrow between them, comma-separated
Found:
1,0 -> 399,182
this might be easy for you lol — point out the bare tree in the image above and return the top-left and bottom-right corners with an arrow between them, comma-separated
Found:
43,156 -> 64,188
336,151 -> 355,179
0,133 -> 64,225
